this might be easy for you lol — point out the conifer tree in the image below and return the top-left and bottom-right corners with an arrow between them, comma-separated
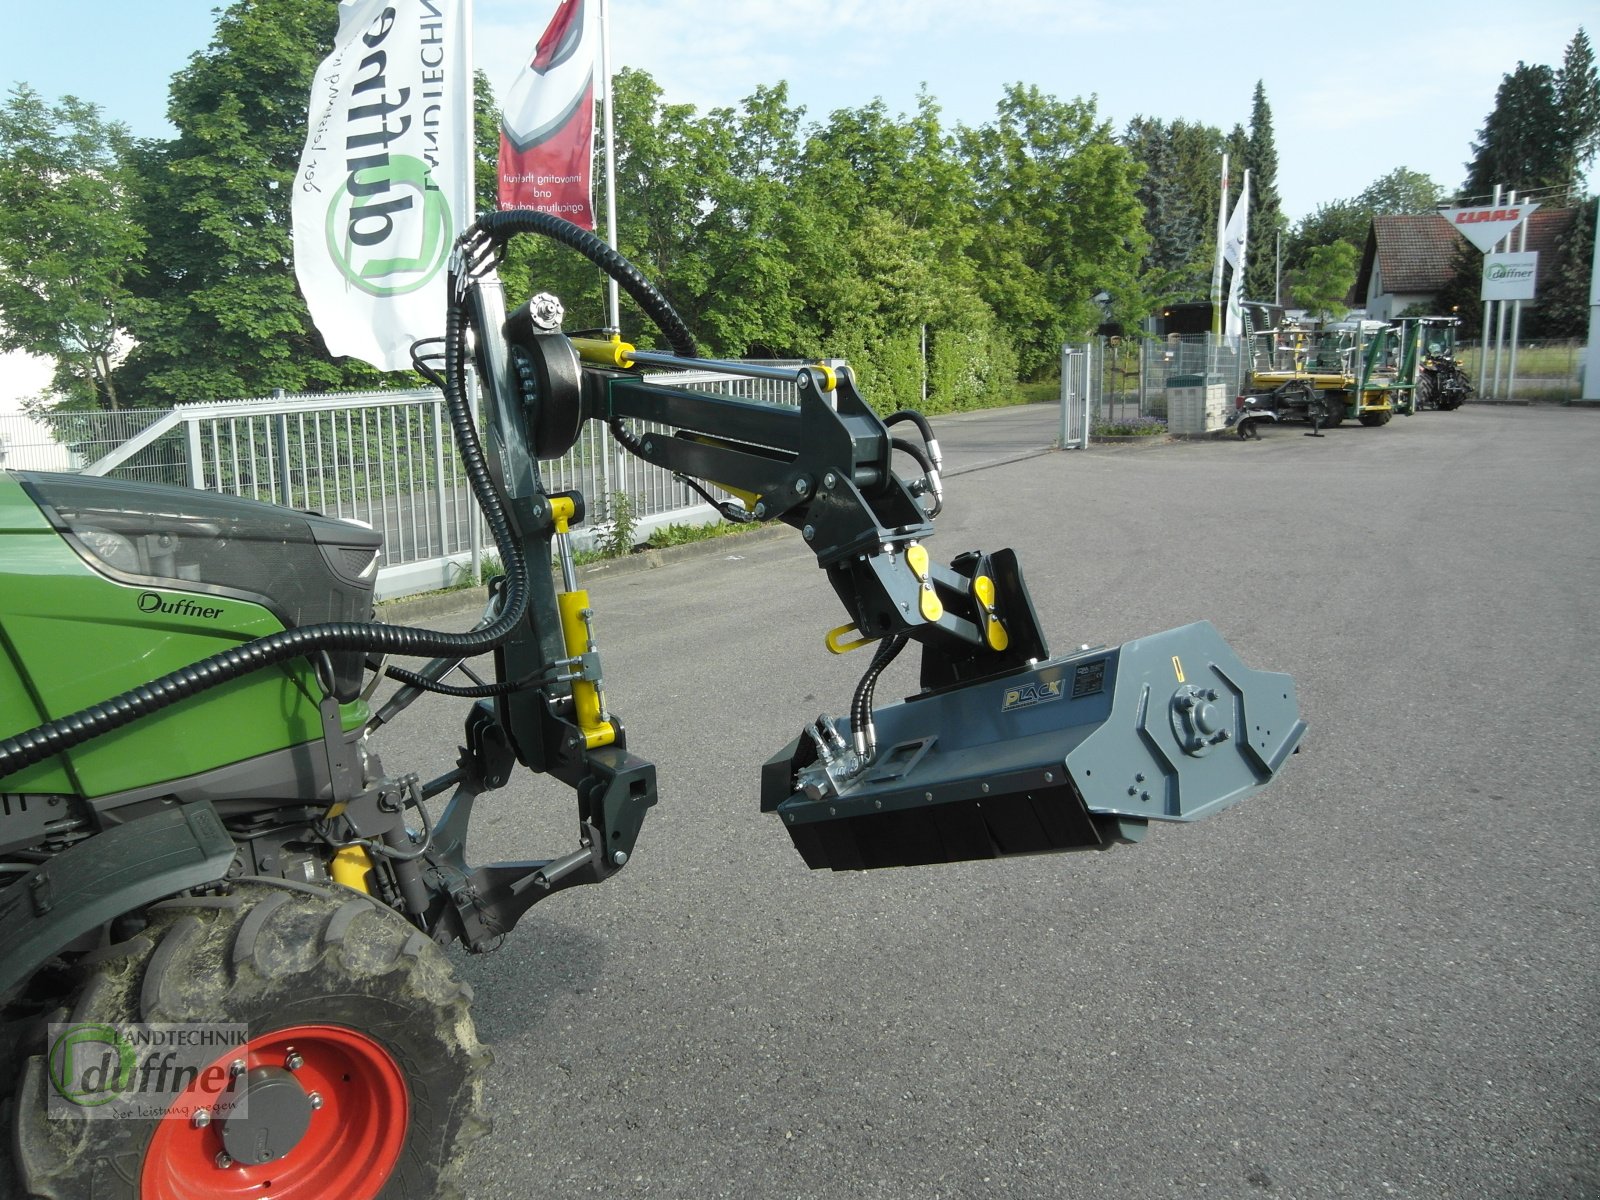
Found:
1554,28 -> 1600,192
1243,82 -> 1284,303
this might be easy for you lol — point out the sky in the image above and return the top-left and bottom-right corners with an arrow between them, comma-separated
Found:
9,0 -> 1595,225
2,1 -> 1593,414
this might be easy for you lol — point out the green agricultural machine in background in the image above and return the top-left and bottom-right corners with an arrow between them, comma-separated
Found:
0,214 -> 1305,1198
1237,318 -> 1419,431
1402,316 -> 1474,410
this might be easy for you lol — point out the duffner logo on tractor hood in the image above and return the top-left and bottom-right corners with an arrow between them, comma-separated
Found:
1441,203 -> 1539,254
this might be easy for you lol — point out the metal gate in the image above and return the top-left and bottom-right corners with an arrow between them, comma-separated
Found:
1059,343 -> 1093,449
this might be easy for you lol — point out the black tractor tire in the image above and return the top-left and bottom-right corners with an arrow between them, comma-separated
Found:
6,880 -> 489,1200
1318,393 -> 1346,427
1415,371 -> 1437,410
1359,410 -> 1392,427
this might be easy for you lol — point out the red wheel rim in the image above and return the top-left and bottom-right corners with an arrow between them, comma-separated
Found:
142,1024 -> 409,1200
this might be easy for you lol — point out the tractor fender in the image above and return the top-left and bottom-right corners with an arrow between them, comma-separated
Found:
0,801 -> 237,998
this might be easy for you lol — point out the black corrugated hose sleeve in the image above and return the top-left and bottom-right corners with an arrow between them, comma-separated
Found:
0,211 -> 700,783
476,211 -> 698,358
0,270 -> 529,784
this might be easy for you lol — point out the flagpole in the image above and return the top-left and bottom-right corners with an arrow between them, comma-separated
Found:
464,0 -> 475,214
1224,169 -> 1250,338
600,0 -> 620,332
1211,153 -> 1229,337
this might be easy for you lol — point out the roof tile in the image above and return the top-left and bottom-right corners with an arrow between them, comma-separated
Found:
1361,208 -> 1577,299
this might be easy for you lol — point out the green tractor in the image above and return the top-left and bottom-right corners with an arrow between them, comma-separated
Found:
1405,316 -> 1474,410
0,215 -> 1306,1198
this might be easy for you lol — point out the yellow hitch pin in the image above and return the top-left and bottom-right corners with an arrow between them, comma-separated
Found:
825,623 -> 879,655
810,363 -> 838,393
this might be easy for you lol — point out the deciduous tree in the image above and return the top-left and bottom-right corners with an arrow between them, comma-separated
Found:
116,0 -> 366,405
961,85 -> 1148,378
1291,241 -> 1357,322
0,85 -> 144,410
1285,167 -> 1444,275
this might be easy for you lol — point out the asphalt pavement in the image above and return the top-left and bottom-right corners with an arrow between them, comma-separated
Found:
376,401 -> 1600,1200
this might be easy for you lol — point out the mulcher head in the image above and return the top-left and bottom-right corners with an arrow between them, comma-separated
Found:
761,621 -> 1304,871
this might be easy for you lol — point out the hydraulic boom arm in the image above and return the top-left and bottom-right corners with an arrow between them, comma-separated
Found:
446,213 -> 1304,887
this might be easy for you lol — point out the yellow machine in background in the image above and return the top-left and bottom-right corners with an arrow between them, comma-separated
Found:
1243,318 -> 1418,428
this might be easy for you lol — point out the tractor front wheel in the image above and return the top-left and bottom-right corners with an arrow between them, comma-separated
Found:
9,881 -> 489,1200
1415,371 -> 1437,410
1359,410 -> 1392,427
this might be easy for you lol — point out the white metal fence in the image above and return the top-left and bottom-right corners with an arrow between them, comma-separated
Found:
6,369 -> 811,600
1139,335 -> 1245,422
0,409 -> 176,474
1058,335 -> 1246,438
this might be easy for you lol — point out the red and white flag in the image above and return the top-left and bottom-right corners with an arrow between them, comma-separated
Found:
498,0 -> 597,226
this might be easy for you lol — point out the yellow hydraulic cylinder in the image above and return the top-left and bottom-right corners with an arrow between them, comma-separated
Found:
570,335 -> 636,368
559,588 -> 615,749
550,494 -> 616,750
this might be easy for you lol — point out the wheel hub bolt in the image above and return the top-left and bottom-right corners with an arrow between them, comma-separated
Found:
228,1059 -> 246,1079
285,1050 -> 304,1072
309,1091 -> 325,1110
191,1108 -> 211,1129
215,1152 -> 234,1170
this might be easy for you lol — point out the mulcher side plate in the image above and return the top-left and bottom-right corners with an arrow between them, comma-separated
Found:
762,622 -> 1304,871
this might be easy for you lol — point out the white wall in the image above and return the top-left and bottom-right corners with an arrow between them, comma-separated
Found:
0,349 -> 75,470
0,348 -> 54,414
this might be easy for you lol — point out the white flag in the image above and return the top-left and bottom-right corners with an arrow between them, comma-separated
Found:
1222,169 -> 1250,338
293,0 -> 473,372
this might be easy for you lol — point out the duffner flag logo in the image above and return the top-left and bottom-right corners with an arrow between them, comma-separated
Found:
499,0 -> 597,227
1440,203 -> 1539,254
293,0 -> 471,371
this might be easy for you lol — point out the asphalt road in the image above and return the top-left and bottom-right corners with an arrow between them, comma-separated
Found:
377,403 -> 1600,1200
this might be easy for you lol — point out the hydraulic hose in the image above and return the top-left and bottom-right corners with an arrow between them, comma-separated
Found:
850,634 -> 908,762
475,211 -> 698,358
474,212 -> 700,475
0,212 -> 696,784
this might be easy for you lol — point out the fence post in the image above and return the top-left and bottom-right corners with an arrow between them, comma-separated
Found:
272,387 -> 293,508
1138,337 -> 1147,417
184,416 -> 204,490
432,394 -> 450,562
1088,339 -> 1100,427
1059,345 -> 1072,448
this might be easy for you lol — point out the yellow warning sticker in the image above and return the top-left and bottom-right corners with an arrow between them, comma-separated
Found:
1172,655 -> 1185,683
